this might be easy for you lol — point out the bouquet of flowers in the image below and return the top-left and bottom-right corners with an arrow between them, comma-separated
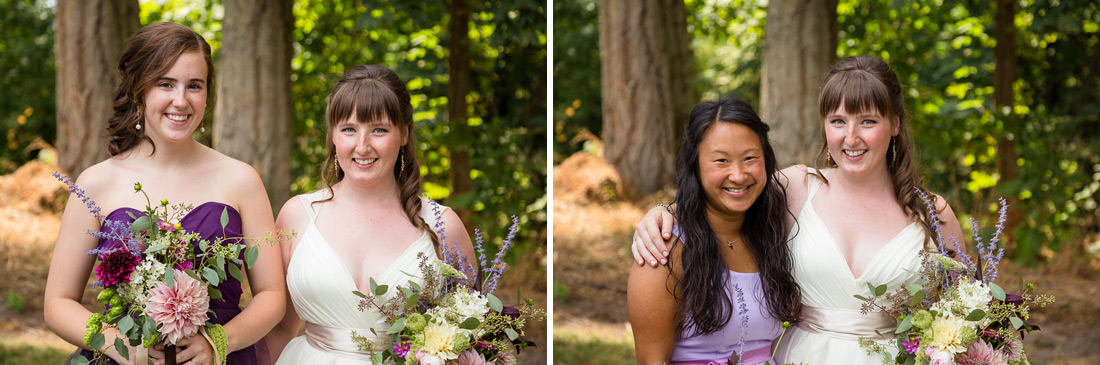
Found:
56,173 -> 276,365
857,191 -> 1054,365
350,201 -> 545,364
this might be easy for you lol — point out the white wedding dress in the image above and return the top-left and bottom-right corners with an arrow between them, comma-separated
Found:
276,190 -> 441,364
774,170 -> 927,364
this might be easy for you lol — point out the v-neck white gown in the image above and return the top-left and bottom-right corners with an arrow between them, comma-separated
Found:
276,190 -> 440,364
773,170 -> 927,364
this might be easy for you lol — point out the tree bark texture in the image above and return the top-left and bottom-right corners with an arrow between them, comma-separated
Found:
994,0 -> 1021,246
54,0 -> 140,176
598,0 -> 693,199
448,0 -> 475,230
760,0 -> 837,167
214,0 -> 294,214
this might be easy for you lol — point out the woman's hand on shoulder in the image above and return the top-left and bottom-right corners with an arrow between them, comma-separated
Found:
631,205 -> 677,267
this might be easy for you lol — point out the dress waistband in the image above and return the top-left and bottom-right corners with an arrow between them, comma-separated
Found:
795,305 -> 896,341
304,323 -> 380,360
671,346 -> 772,365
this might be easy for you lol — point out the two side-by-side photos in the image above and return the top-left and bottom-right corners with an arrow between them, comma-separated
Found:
0,1 -> 1098,364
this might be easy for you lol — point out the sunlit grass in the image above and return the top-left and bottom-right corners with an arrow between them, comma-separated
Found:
553,327 -> 635,365
0,340 -> 71,365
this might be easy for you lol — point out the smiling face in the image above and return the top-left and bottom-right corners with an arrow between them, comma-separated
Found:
698,122 -> 767,219
823,100 -> 899,178
141,51 -> 207,143
332,111 -> 408,188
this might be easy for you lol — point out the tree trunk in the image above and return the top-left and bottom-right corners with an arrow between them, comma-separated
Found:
448,0 -> 475,229
993,0 -> 1020,251
599,0 -> 693,199
214,0 -> 294,214
54,0 -> 139,176
760,0 -> 837,167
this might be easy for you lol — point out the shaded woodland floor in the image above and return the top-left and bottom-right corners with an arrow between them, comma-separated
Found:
0,156 -> 546,364
553,148 -> 1100,365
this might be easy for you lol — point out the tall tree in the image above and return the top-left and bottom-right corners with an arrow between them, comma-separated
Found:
54,0 -> 140,176
760,0 -> 837,166
214,0 -> 294,213
993,0 -> 1020,243
599,0 -> 693,199
448,0 -> 474,228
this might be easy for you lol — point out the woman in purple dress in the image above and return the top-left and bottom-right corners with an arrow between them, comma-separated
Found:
627,97 -> 801,364
44,22 -> 286,364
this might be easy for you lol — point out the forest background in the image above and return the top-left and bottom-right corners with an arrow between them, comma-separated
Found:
0,0 -> 547,363
553,0 -> 1100,363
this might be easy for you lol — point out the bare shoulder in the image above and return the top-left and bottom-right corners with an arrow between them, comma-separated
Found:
207,149 -> 265,192
73,158 -> 125,196
276,195 -> 308,229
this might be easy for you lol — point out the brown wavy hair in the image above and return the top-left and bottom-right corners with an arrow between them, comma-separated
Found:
317,65 -> 440,255
107,22 -> 215,156
812,55 -> 941,250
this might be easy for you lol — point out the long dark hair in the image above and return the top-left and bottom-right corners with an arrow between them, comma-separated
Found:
812,55 -> 941,250
317,65 -> 440,255
670,97 -> 801,336
107,22 -> 215,156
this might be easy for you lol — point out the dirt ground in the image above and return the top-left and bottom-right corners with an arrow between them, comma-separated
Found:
553,149 -> 1100,364
0,157 -> 546,364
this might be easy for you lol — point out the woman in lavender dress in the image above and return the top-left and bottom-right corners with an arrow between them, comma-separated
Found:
627,97 -> 801,365
44,22 -> 286,364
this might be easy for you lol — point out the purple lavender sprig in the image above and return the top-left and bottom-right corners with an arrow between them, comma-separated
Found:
976,198 -> 1008,283
441,241 -> 478,290
53,171 -> 103,221
86,219 -> 142,257
483,216 -> 521,295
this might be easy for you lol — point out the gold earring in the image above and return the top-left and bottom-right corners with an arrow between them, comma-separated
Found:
333,158 -> 339,172
891,138 -> 897,164
399,149 -> 406,173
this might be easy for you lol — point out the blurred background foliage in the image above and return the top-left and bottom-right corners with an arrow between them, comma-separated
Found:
554,0 -> 1100,265
1,0 -> 546,273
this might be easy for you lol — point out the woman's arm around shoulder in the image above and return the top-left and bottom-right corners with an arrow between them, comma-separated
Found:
264,195 -> 310,362
220,159 -> 287,353
627,239 -> 683,364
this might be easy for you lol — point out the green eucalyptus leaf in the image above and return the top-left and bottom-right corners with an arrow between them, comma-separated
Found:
164,268 -> 175,288
905,283 -> 923,295
89,333 -> 105,350
895,315 -> 913,334
459,317 -> 480,329
875,284 -> 888,297
245,246 -> 259,269
965,309 -> 986,321
71,356 -> 90,365
115,337 -> 129,359
216,255 -> 226,272
854,295 -> 867,301
209,288 -> 223,300
504,328 -> 519,341
130,216 -> 152,232
203,267 -> 221,286
353,290 -> 367,298
867,283 -> 879,297
1010,316 -> 1024,329
220,207 -> 229,229
488,293 -> 503,312
228,262 -> 244,282
911,290 -> 926,307
118,315 -> 134,334
406,294 -> 421,309
386,318 -> 406,334
145,244 -> 167,254
990,283 -> 1006,301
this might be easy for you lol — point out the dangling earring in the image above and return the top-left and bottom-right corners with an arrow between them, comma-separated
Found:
891,138 -> 897,165
200,121 -> 206,133
399,149 -> 406,173
135,119 -> 142,130
333,158 -> 339,172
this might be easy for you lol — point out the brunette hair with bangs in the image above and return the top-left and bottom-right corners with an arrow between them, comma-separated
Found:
670,97 -> 801,337
812,55 -> 942,250
318,65 -> 440,253
107,22 -> 215,156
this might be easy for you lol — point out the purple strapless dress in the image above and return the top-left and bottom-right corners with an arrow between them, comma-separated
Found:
74,202 -> 259,364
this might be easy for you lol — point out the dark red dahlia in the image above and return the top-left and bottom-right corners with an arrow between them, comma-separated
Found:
95,249 -> 141,286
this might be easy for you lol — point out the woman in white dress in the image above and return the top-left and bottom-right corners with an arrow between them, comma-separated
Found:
631,55 -> 966,364
263,65 -> 476,364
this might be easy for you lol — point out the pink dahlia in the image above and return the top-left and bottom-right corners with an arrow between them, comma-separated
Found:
144,270 -> 209,344
1000,336 -> 1023,362
453,349 -> 488,365
95,249 -> 141,286
957,340 -> 1006,365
